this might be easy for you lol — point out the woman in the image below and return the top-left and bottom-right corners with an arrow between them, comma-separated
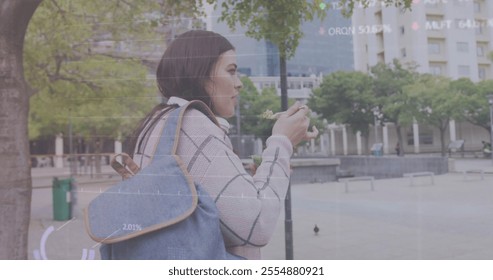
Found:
130,30 -> 318,259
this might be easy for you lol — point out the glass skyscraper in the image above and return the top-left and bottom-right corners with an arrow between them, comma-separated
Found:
209,1 -> 354,77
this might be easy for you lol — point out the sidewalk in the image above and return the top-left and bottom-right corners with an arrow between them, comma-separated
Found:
28,158 -> 493,260
262,171 -> 493,259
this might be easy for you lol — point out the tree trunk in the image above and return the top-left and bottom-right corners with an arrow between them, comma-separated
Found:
0,0 -> 43,259
395,124 -> 404,156
439,119 -> 449,157
440,127 -> 447,157
363,133 -> 370,155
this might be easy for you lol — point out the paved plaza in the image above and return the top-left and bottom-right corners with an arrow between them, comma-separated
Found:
28,157 -> 493,260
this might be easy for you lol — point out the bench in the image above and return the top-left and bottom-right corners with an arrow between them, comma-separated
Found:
462,169 -> 484,181
403,172 -> 435,186
339,176 -> 375,193
336,169 -> 354,180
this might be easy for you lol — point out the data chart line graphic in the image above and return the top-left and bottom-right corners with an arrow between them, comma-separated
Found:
33,225 -> 95,260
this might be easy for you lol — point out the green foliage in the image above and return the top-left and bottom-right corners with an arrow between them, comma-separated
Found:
308,71 -> 375,137
28,55 -> 156,141
469,79 -> 493,133
405,74 -> 466,155
336,0 -> 412,17
231,77 -> 296,142
210,0 -> 327,59
447,78 -> 493,134
369,59 -> 418,155
370,59 -> 418,127
407,74 -> 464,126
25,0 -> 203,142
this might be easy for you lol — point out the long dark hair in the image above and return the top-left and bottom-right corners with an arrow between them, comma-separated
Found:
126,30 -> 235,156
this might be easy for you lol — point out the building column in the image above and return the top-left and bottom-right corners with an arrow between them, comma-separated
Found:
449,120 -> 457,141
320,132 -> 326,155
310,138 -> 315,153
55,134 -> 64,168
255,138 -> 263,155
342,125 -> 348,156
383,124 -> 389,155
330,128 -> 336,156
356,131 -> 362,155
413,121 -> 420,154
114,140 -> 122,154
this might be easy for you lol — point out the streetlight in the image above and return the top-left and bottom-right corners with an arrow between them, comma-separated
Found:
487,94 -> 493,164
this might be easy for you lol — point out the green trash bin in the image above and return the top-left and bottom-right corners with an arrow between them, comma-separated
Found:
52,177 -> 73,221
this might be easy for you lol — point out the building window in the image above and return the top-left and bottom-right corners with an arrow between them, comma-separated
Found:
479,67 -> 486,80
475,22 -> 484,35
422,132 -> 434,145
426,15 -> 444,22
377,53 -> 385,63
401,48 -> 407,58
426,1 -> 439,8
457,42 -> 469,52
474,1 -> 481,13
454,0 -> 466,6
477,45 -> 485,56
429,64 -> 442,75
303,82 -> 314,89
289,82 -> 301,89
428,42 -> 441,54
407,129 -> 434,145
458,65 -> 470,77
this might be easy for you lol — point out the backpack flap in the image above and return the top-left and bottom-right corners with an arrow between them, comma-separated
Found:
84,157 -> 198,243
85,101 -> 216,244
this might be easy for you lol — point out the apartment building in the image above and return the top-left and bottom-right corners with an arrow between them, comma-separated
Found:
353,0 -> 493,81
348,0 -> 493,155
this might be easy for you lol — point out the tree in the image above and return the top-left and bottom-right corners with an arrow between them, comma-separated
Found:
455,78 -> 493,135
231,77 -> 283,142
210,0 -> 328,114
25,0 -> 160,175
371,59 -> 417,156
210,0 -> 412,112
406,74 -> 465,156
0,0 -> 415,261
475,80 -> 493,133
0,0 -> 43,260
0,0 -> 203,259
308,71 -> 375,154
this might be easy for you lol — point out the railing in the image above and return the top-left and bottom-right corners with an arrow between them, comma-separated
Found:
30,153 -> 114,177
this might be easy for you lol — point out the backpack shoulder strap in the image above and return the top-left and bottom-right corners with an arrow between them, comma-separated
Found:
110,100 -> 218,178
153,100 -> 219,160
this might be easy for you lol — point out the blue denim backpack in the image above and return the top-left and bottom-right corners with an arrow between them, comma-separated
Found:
84,101 -> 243,260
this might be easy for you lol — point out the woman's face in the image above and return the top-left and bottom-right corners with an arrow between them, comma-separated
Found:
206,50 -> 243,118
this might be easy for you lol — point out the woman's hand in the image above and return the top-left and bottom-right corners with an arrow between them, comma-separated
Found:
271,101 -> 319,147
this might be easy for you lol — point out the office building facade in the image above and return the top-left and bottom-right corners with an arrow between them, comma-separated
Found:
207,1 -> 354,78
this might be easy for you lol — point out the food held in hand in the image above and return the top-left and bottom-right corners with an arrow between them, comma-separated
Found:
261,109 -> 276,119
